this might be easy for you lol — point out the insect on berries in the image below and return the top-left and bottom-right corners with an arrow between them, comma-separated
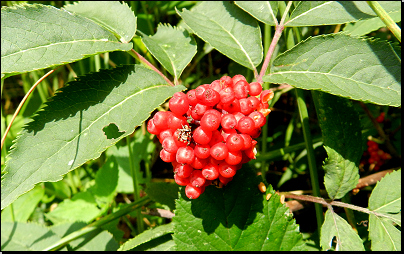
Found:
147,74 -> 274,200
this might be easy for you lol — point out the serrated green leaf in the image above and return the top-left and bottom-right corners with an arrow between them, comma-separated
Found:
369,214 -> 401,251
177,1 -> 262,70
235,1 -> 278,25
1,4 -> 132,76
141,24 -> 197,81
264,33 -> 401,107
368,169 -> 401,215
313,92 -> 361,199
320,209 -> 365,251
343,10 -> 402,36
64,1 -> 137,43
286,1 -> 401,27
1,222 -> 62,251
173,166 -> 306,251
145,182 -> 179,211
1,65 -> 185,210
118,223 -> 174,251
1,184 -> 44,222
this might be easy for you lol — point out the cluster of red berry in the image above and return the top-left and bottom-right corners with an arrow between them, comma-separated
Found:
147,75 -> 273,199
360,140 -> 392,171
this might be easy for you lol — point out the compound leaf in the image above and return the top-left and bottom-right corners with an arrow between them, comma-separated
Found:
313,92 -> 362,200
264,33 -> 401,107
1,3 -> 132,76
64,1 -> 137,43
173,166 -> 306,251
1,65 -> 185,210
177,1 -> 262,71
141,24 -> 197,81
285,1 -> 401,27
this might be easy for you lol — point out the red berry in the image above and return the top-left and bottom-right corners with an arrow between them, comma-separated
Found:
225,150 -> 242,165
260,90 -> 274,103
202,88 -> 220,106
218,162 -> 237,178
158,128 -> 174,141
247,96 -> 260,111
226,133 -> 244,151
232,74 -> 246,86
210,142 -> 229,161
147,119 -> 162,135
233,80 -> 249,99
174,174 -> 190,186
237,116 -> 255,134
221,114 -> 237,130
208,130 -> 224,147
239,98 -> 253,115
195,84 -> 208,101
222,99 -> 240,113
202,163 -> 220,180
193,126 -> 212,145
204,109 -> 222,119
162,136 -> 179,153
219,87 -> 235,104
185,184 -> 205,199
249,111 -> 266,128
167,113 -> 187,131
153,111 -> 170,130
186,89 -> 198,106
191,156 -> 208,169
209,80 -> 223,93
174,164 -> 194,178
219,76 -> 233,87
239,134 -> 252,150
189,170 -> 206,188
218,174 -> 233,185
160,149 -> 176,162
169,92 -> 189,116
201,113 -> 221,131
194,103 -> 210,117
176,146 -> 194,164
248,82 -> 262,96
194,144 -> 211,159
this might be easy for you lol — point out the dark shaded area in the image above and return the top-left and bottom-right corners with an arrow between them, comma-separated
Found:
103,123 -> 125,140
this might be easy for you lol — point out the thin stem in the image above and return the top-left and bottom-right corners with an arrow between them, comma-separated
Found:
1,69 -> 56,150
367,1 -> 401,42
295,88 -> 324,229
43,196 -> 152,251
128,49 -> 174,86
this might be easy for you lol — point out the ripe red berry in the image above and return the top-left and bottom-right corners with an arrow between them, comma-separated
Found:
189,170 -> 206,188
237,116 -> 255,134
194,144 -> 211,159
260,90 -> 274,103
160,149 -> 176,162
209,80 -> 223,93
247,96 -> 260,111
232,74 -> 246,86
195,84 -> 208,101
191,156 -> 208,169
221,114 -> 237,130
249,111 -> 266,128
167,113 -> 188,131
202,88 -> 220,106
186,89 -> 198,106
222,99 -> 240,113
162,136 -> 179,153
218,174 -> 233,185
239,98 -> 253,115
176,146 -> 195,164
218,162 -> 237,178
200,113 -> 221,131
174,174 -> 190,186
147,119 -> 162,135
239,134 -> 252,150
174,163 -> 194,178
153,111 -> 170,130
248,82 -> 262,96
210,142 -> 229,161
193,126 -> 212,145
208,130 -> 224,147
202,163 -> 220,180
158,128 -> 174,141
233,80 -> 249,99
185,184 -> 205,199
225,150 -> 243,165
219,87 -> 235,104
219,76 -> 233,87
169,92 -> 189,116
226,133 -> 244,151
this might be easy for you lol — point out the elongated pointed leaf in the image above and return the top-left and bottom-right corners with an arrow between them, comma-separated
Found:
369,215 -> 401,251
1,65 -> 185,210
141,24 -> 197,80
64,1 -> 137,43
285,1 -> 401,27
320,210 -> 365,251
235,1 -> 278,25
177,1 -> 262,70
1,4 -> 132,76
313,92 -> 361,199
173,166 -> 306,251
264,33 -> 401,107
369,170 -> 401,215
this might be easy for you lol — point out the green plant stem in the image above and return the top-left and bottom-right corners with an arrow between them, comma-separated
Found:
127,136 -> 144,234
367,1 -> 401,42
43,196 -> 152,251
295,88 -> 324,229
1,69 -> 55,150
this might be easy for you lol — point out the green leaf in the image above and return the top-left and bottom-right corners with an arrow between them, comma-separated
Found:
177,1 -> 262,70
1,3 -> 132,76
1,64 -> 185,210
264,33 -> 401,107
141,24 -> 197,81
172,166 -> 306,251
313,92 -> 361,200
235,1 -> 278,25
145,182 -> 179,211
343,10 -> 402,36
368,170 -> 401,251
1,184 -> 44,222
64,1 -> 137,43
118,223 -> 174,251
1,221 -> 62,251
285,1 -> 401,27
320,209 -> 365,251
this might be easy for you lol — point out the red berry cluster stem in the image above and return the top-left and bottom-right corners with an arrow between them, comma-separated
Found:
147,75 -> 273,199
359,140 -> 392,171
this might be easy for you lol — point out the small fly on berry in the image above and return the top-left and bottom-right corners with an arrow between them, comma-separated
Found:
177,124 -> 192,145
